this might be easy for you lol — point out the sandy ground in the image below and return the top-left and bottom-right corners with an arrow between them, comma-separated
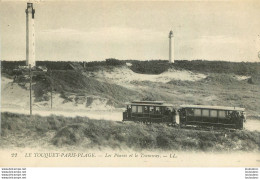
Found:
88,66 -> 207,84
1,76 -> 114,111
1,69 -> 251,112
88,66 -> 249,84
1,76 -> 31,108
244,119 -> 260,132
1,70 -> 205,114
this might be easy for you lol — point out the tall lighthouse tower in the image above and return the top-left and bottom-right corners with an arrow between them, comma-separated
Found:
169,30 -> 174,63
25,3 -> 36,67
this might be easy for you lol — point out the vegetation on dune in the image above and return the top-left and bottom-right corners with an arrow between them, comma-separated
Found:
1,112 -> 260,151
2,60 -> 260,112
31,70 -> 140,106
2,60 -> 260,113
125,60 -> 260,75
168,73 -> 245,86
2,59 -> 260,75
248,73 -> 260,85
173,60 -> 260,76
1,59 -> 125,75
126,60 -> 170,74
165,72 -> 260,114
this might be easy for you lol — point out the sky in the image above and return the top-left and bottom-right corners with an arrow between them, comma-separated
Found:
1,1 -> 260,62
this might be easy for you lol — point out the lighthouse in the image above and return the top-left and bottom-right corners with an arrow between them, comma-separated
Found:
25,3 -> 36,67
169,30 -> 174,63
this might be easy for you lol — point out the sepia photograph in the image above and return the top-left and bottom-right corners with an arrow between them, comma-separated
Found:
0,0 -> 260,167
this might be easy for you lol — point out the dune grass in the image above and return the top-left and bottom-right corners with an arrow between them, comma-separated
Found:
1,112 -> 259,152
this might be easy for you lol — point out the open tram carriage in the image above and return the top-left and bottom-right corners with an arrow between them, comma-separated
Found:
123,101 -> 176,124
179,105 -> 246,129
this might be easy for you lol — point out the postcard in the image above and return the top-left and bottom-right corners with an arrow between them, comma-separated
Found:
0,0 -> 259,167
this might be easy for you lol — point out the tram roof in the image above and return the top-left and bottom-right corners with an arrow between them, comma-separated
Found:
126,101 -> 173,107
132,101 -> 165,104
180,105 -> 245,111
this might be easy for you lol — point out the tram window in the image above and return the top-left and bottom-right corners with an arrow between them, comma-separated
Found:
138,106 -> 143,113
202,109 -> 209,117
194,109 -> 201,116
227,111 -> 232,116
210,110 -> 217,117
132,105 -> 137,113
186,109 -> 194,116
149,106 -> 154,113
218,110 -> 226,118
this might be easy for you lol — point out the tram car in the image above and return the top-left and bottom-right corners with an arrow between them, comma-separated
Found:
178,105 -> 246,129
123,101 -> 176,124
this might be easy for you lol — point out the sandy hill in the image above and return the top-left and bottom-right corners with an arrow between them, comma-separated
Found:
1,60 -> 260,119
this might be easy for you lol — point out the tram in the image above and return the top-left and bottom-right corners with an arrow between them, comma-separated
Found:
123,101 -> 176,124
178,105 -> 246,129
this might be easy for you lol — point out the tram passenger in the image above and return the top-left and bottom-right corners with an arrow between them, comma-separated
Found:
155,107 -> 160,114
144,106 -> 148,113
127,105 -> 131,112
150,106 -> 154,113
165,107 -> 171,115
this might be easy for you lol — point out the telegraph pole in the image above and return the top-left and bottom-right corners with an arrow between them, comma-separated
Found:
29,64 -> 32,116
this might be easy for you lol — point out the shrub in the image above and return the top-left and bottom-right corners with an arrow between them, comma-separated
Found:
105,58 -> 126,66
